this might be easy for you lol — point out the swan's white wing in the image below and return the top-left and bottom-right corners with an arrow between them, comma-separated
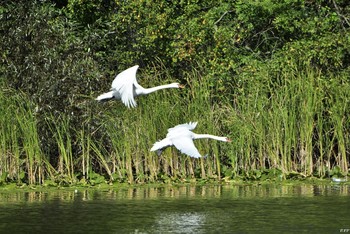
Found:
165,123 -> 201,158
111,65 -> 139,108
168,122 -> 197,133
95,91 -> 114,101
172,136 -> 202,158
151,122 -> 201,158
150,138 -> 172,151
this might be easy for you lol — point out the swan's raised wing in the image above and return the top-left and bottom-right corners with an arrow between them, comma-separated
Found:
172,136 -> 202,158
168,122 -> 197,133
111,65 -> 139,108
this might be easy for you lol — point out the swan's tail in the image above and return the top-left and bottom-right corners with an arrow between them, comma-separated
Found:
96,91 -> 114,102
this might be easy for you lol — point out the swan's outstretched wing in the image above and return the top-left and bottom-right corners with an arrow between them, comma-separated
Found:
172,136 -> 202,158
150,138 -> 172,152
111,65 -> 139,108
95,91 -> 114,101
168,122 -> 197,133
165,122 -> 201,158
151,122 -> 202,158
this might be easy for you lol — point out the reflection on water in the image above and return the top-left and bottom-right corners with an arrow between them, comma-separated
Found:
155,212 -> 205,234
0,183 -> 349,234
0,183 -> 349,204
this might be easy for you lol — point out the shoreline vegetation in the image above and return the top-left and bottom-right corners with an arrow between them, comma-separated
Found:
0,179 -> 349,196
0,1 -> 349,186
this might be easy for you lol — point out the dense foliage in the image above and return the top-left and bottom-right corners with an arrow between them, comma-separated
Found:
0,0 -> 349,185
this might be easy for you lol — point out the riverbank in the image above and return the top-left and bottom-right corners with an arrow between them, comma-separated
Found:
1,176 -> 349,193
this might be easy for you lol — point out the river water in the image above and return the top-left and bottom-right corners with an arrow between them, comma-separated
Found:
0,183 -> 349,233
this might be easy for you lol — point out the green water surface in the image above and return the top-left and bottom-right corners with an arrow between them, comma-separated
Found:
0,184 -> 349,233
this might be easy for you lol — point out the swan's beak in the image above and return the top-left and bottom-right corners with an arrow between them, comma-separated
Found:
178,84 -> 185,88
226,138 -> 232,142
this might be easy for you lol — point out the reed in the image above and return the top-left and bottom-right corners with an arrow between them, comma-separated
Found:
326,75 -> 349,175
90,64 -> 228,182
0,90 -> 48,184
223,62 -> 349,179
78,128 -> 90,182
0,89 -> 21,183
46,114 -> 76,184
85,63 -> 349,182
0,62 -> 348,185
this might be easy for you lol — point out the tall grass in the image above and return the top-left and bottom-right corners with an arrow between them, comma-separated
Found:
0,63 -> 349,185
89,65 -> 227,183
46,114 -> 76,184
0,90 -> 49,184
224,63 -> 349,179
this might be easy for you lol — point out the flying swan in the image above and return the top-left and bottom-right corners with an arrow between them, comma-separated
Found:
150,122 -> 231,158
96,65 -> 184,108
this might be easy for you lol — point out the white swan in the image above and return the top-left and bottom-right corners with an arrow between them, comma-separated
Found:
96,65 -> 184,108
150,122 -> 231,158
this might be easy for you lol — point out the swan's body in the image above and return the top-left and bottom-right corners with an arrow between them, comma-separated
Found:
96,65 -> 184,108
150,122 -> 231,158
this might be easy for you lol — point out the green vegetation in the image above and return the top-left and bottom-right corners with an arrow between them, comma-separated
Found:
0,0 -> 349,186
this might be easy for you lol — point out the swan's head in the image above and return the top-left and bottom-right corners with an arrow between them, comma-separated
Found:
214,136 -> 232,142
225,137 -> 232,142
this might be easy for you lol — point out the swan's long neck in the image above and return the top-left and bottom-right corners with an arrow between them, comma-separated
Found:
141,83 -> 179,95
193,134 -> 227,142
